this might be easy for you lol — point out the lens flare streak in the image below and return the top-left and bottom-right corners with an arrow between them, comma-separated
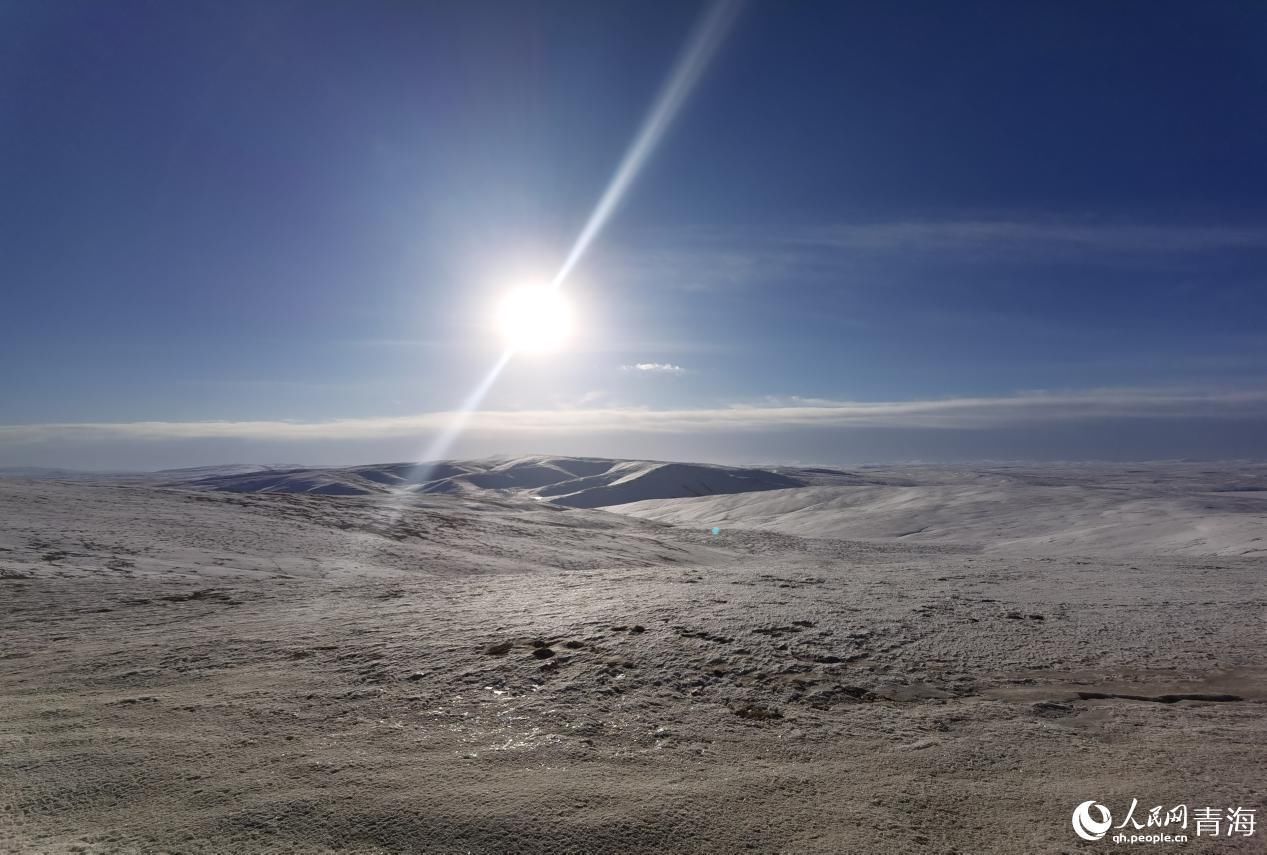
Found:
550,0 -> 742,291
388,348 -> 514,506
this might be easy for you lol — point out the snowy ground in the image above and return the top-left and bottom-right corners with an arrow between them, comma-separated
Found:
611,481 -> 1267,557
1,465 -> 1264,853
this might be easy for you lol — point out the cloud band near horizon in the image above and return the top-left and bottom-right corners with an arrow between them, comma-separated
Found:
3,387 -> 1265,445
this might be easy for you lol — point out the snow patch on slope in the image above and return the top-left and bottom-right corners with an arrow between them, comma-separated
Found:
609,482 -> 1267,557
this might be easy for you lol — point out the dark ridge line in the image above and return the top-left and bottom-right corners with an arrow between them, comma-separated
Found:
1076,691 -> 1244,704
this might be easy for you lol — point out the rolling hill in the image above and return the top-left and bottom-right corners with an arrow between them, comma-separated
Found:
159,455 -> 812,507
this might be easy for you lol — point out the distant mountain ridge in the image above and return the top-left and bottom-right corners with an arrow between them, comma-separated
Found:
155,455 -> 843,507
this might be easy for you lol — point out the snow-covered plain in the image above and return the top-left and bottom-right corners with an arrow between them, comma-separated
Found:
0,459 -> 1264,853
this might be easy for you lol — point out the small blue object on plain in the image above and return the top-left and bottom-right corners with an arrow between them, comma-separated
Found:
711,527 -> 721,536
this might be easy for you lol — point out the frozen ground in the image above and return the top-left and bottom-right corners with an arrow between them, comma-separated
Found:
1,463 -> 1264,853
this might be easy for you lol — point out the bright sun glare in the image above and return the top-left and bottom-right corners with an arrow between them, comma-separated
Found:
495,286 -> 574,354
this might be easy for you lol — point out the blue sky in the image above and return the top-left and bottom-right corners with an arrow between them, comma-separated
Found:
3,0 -> 1267,468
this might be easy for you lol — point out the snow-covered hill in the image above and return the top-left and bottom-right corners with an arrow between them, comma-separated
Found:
609,475 -> 1267,557
31,456 -> 1267,556
161,455 -> 810,507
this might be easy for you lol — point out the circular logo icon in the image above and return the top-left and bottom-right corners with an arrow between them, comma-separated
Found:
1072,800 -> 1113,841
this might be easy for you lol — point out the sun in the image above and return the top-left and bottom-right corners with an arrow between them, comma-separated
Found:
495,285 -> 574,354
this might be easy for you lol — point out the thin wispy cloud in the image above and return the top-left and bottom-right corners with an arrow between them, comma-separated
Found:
614,218 -> 1267,292
802,220 -> 1267,255
624,362 -> 686,374
4,387 -> 1265,445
